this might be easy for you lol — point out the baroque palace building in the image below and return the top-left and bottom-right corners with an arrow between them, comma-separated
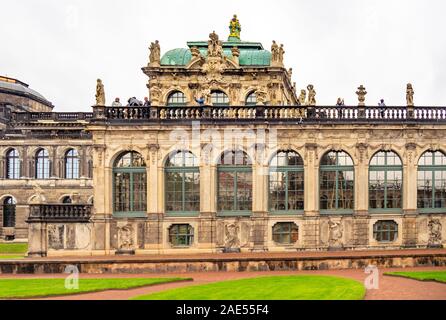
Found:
1,16 -> 446,256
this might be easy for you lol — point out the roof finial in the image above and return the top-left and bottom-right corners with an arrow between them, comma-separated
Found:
228,14 -> 241,41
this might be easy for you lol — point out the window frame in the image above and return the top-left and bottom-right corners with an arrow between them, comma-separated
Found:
112,151 -> 147,218
319,151 -> 355,214
245,91 -> 257,106
417,151 -> 446,213
268,151 -> 304,215
373,220 -> 398,242
272,222 -> 299,245
369,151 -> 403,213
217,150 -> 252,216
166,91 -> 187,107
6,148 -> 20,179
168,224 -> 194,247
2,197 -> 16,228
211,90 -> 230,106
35,148 -> 50,179
164,151 -> 200,216
65,148 -> 80,179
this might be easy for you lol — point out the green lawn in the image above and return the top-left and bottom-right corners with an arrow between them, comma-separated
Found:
385,271 -> 446,283
133,275 -> 366,300
0,255 -> 24,260
0,243 -> 27,254
0,277 -> 190,299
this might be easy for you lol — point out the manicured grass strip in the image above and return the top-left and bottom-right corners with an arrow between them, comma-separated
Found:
385,271 -> 446,284
0,243 -> 28,254
0,277 -> 191,299
133,275 -> 365,300
0,255 -> 24,260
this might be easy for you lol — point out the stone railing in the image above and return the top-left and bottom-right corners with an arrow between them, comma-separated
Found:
27,204 -> 92,222
90,105 -> 446,123
12,112 -> 93,122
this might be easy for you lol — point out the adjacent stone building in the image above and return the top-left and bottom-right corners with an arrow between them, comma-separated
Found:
1,18 -> 446,256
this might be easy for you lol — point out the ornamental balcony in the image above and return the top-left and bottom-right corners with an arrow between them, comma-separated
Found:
90,105 -> 446,123
27,204 -> 92,223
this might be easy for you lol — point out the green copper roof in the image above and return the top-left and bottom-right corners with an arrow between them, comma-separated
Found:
160,41 -> 271,67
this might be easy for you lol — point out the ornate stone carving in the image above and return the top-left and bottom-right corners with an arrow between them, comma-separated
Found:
256,87 -> 267,105
356,85 -> 367,106
207,31 -> 223,58
149,86 -> 162,105
287,68 -> 293,82
355,143 -> 369,164
328,220 -> 343,247
428,219 -> 442,247
405,142 -> 417,165
95,79 -> 105,106
118,224 -> 134,251
406,83 -> 414,106
148,143 -> 159,165
306,84 -> 316,106
271,40 -> 279,64
148,40 -> 161,66
231,46 -> 240,65
224,222 -> 240,249
298,89 -> 306,105
278,44 -> 285,64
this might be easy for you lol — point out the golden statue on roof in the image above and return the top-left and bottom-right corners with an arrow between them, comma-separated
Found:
229,14 -> 241,40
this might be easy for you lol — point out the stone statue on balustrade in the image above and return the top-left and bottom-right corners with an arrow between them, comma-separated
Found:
95,79 -> 105,106
406,83 -> 414,106
298,89 -> 306,106
356,85 -> 367,106
306,85 -> 316,106
149,40 -> 161,66
207,31 -> 223,58
256,87 -> 268,105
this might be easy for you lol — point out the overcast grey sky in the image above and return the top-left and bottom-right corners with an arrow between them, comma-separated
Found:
1,0 -> 445,111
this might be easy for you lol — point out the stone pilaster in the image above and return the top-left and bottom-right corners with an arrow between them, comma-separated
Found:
304,143 -> 318,216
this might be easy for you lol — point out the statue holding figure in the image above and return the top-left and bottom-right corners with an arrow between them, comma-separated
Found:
307,84 -> 316,106
149,40 -> 161,66
271,40 -> 279,63
298,89 -> 306,105
228,14 -> 241,40
95,79 -> 105,106
207,31 -> 223,58
406,83 -> 414,106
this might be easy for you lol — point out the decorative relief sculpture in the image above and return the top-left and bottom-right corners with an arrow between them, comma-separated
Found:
288,68 -> 293,81
256,87 -> 268,105
207,31 -> 223,58
231,46 -> 240,65
118,224 -> 134,251
190,46 -> 201,59
95,79 -> 105,106
356,85 -> 367,106
328,220 -> 343,247
306,84 -> 316,106
228,14 -> 241,40
406,83 -> 414,106
271,40 -> 279,65
298,89 -> 306,105
149,40 -> 161,66
224,222 -> 240,249
428,219 -> 442,247
149,86 -> 161,106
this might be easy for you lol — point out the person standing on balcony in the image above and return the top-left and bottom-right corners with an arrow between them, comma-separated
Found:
111,97 -> 122,107
336,97 -> 345,118
143,97 -> 150,107
378,99 -> 386,118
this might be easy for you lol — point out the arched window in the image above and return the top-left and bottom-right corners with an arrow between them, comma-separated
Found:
62,196 -> 72,204
35,149 -> 50,179
269,150 -> 304,212
369,151 -> 402,210
165,150 -> 200,213
373,220 -> 398,242
320,151 -> 354,211
3,197 -> 16,228
272,222 -> 299,244
218,150 -> 252,213
417,151 -> 446,210
6,149 -> 20,179
65,149 -> 80,179
113,151 -> 146,216
211,90 -> 229,106
167,91 -> 187,106
245,92 -> 257,106
169,224 -> 194,247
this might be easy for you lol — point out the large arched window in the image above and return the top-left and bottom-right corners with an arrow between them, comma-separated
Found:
245,92 -> 257,106
167,91 -> 187,106
417,151 -> 446,211
320,151 -> 354,211
35,149 -> 50,179
211,90 -> 229,106
269,150 -> 304,212
165,150 -> 200,214
369,151 -> 403,210
65,149 -> 80,179
218,150 -> 252,214
113,151 -> 147,216
3,197 -> 16,228
6,149 -> 20,179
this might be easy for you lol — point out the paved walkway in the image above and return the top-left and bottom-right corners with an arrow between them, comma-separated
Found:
22,266 -> 445,300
